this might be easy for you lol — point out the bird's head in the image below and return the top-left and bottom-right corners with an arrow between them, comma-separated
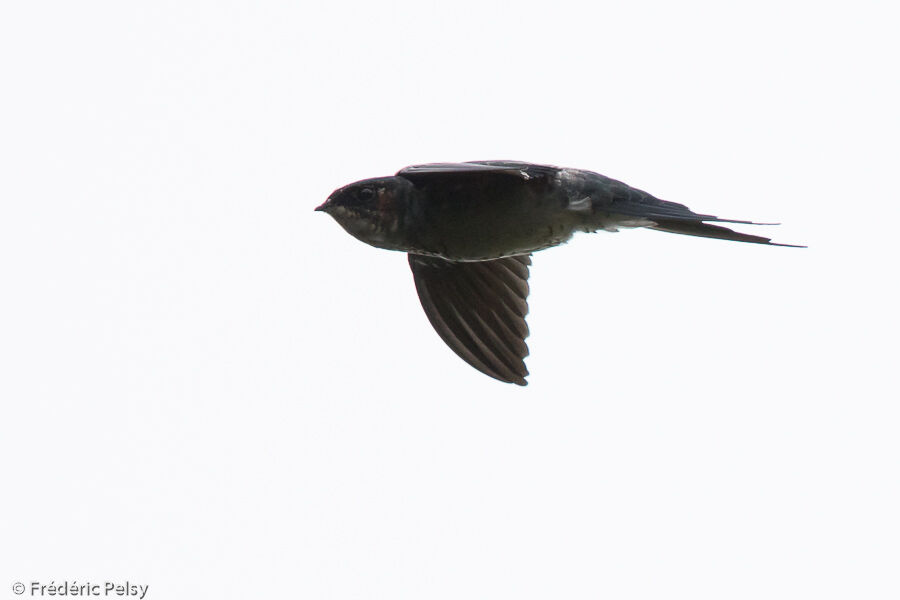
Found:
316,176 -> 415,251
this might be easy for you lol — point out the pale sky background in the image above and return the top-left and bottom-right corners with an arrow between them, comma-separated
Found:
1,1 -> 898,598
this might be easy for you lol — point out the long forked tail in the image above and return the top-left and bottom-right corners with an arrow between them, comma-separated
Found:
649,218 -> 805,247
590,174 -> 805,247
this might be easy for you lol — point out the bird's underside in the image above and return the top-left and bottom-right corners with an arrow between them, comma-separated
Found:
320,160 -> 803,385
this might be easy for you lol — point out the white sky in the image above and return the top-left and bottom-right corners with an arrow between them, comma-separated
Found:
2,1 -> 898,598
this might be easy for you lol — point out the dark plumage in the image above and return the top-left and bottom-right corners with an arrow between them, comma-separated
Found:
316,161 -> 801,385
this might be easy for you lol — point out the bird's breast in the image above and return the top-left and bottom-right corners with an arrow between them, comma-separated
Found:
407,183 -> 578,260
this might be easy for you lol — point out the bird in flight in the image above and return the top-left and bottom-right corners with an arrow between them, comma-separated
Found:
316,161 -> 801,385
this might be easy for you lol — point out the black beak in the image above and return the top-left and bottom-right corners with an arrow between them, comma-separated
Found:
314,200 -> 329,212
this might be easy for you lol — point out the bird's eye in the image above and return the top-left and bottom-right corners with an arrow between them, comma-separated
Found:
359,188 -> 375,201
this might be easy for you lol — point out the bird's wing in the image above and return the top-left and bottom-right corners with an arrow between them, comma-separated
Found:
397,161 -> 557,182
408,253 -> 532,386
